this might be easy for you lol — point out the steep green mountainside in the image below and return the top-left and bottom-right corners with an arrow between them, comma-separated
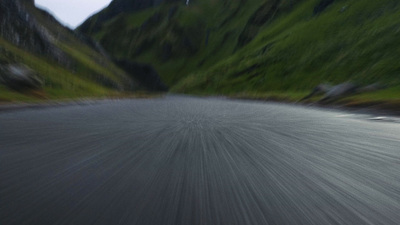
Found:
81,0 -> 400,102
0,0 -> 144,102
79,0 -> 289,85
174,0 -> 400,97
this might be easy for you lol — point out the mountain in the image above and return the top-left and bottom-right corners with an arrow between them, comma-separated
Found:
80,0 -> 400,101
0,0 -> 166,102
79,0 -> 176,35
78,0 -> 275,86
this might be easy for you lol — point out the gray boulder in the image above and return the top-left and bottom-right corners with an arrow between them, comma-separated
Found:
302,82 -> 386,103
320,82 -> 358,102
0,64 -> 43,90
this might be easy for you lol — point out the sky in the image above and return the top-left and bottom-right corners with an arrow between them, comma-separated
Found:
35,0 -> 113,28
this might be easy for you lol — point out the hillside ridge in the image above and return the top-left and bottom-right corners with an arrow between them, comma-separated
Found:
80,0 -> 400,105
0,0 -> 169,101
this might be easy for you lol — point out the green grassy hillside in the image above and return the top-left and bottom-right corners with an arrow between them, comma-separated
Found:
174,0 -> 400,96
82,0 -> 400,104
0,1 -> 137,102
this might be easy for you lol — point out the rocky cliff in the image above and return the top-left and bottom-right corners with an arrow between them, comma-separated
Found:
0,0 -> 67,64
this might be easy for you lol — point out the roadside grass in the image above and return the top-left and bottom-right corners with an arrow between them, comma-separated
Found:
0,37 -> 130,102
228,90 -> 310,102
0,86 -> 38,102
349,87 -> 400,102
332,87 -> 400,110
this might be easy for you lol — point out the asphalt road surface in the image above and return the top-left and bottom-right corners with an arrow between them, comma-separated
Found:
1,96 -> 400,225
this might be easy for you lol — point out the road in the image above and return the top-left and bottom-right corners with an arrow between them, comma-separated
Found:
1,96 -> 400,225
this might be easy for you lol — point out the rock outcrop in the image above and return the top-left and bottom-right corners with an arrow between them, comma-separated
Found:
0,64 -> 43,90
0,0 -> 69,65
320,82 -> 358,102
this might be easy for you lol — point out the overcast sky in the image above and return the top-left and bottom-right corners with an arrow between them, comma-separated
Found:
35,0 -> 113,28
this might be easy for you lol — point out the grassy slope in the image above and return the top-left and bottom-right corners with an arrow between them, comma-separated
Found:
0,3 -> 136,102
0,38 -> 114,102
83,0 -> 400,105
172,0 -> 400,103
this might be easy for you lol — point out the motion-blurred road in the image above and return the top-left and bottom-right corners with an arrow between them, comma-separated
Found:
1,96 -> 400,225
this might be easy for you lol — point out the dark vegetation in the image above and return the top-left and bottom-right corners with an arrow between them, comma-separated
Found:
114,59 -> 168,91
313,0 -> 336,15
